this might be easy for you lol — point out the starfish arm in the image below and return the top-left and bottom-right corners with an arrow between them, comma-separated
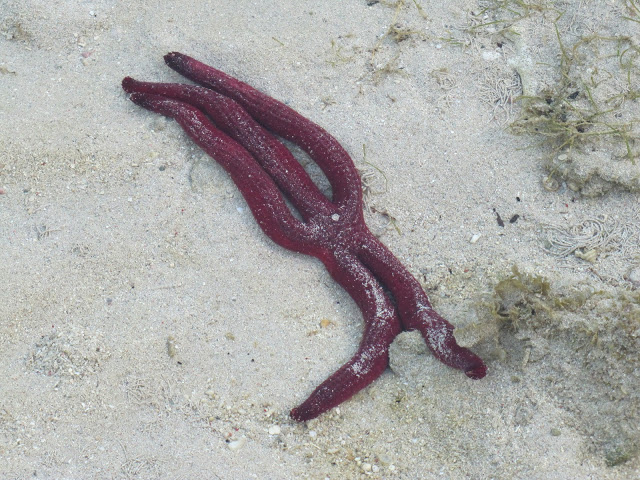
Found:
290,251 -> 402,421
357,233 -> 487,379
122,77 -> 334,221
163,52 -> 363,212
125,91 -> 315,252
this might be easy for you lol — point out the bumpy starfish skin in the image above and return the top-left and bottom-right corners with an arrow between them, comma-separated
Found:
122,53 -> 486,422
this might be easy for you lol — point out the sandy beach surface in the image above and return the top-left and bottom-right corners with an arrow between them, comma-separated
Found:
1,1 -> 639,478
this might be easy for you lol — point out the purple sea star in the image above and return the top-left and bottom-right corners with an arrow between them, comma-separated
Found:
122,52 -> 486,421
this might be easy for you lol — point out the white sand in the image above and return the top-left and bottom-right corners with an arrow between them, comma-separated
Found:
1,1 -> 639,478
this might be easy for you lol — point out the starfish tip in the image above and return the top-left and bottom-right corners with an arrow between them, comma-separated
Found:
289,408 -> 305,422
465,363 -> 488,380
164,51 -> 183,68
121,76 -> 136,93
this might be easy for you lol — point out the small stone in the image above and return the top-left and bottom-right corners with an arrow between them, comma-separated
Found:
605,441 -> 635,467
625,266 -> 640,288
151,117 -> 167,131
551,428 -> 561,436
268,425 -> 281,435
557,154 -> 568,161
470,233 -> 481,244
320,319 -> 332,328
482,50 -> 500,61
361,463 -> 372,472
567,181 -> 580,192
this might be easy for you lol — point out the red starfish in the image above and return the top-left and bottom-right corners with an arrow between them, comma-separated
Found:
122,52 -> 487,422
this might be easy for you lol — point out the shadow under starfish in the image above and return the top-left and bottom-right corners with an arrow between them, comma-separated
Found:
122,52 -> 487,422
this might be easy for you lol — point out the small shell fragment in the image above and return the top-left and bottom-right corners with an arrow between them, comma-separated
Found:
575,248 -> 597,263
542,175 -> 560,192
166,335 -> 177,358
469,233 -> 481,244
227,437 -> 246,451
